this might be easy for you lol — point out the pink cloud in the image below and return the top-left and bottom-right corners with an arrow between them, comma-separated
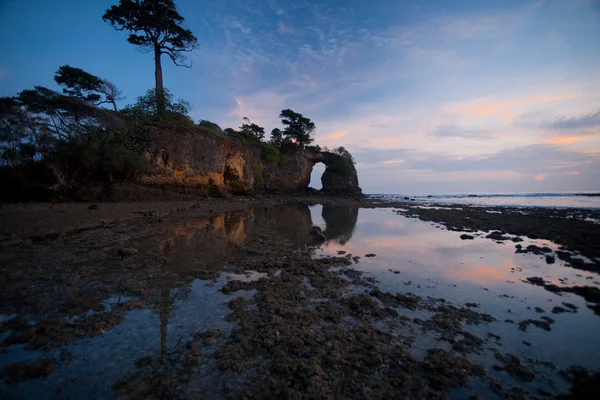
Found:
325,131 -> 348,140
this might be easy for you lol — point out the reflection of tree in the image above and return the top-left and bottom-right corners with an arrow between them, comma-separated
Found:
322,204 -> 358,245
263,203 -> 358,245
152,284 -> 191,362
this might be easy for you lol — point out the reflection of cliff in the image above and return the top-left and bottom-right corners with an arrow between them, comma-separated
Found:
158,210 -> 254,264
258,203 -> 314,243
263,203 -> 358,246
321,205 -> 358,245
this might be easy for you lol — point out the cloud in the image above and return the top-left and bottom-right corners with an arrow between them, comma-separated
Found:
325,131 -> 348,140
535,174 -> 546,181
542,110 -> 600,131
277,21 -> 294,34
430,126 -> 493,140
381,159 -> 405,165
443,93 -> 594,122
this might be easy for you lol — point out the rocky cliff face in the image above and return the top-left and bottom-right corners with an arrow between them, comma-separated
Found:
137,126 -> 363,196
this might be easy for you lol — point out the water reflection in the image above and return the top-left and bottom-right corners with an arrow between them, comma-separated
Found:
257,203 -> 359,245
321,204 -> 358,245
311,206 -> 600,370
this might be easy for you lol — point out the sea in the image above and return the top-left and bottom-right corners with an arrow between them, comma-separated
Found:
367,192 -> 600,209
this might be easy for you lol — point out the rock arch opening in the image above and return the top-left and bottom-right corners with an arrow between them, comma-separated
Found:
309,162 -> 326,190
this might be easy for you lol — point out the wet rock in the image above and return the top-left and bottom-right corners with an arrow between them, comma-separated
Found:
518,318 -> 553,331
364,253 -> 376,258
511,237 -> 524,242
423,348 -> 486,391
0,357 -> 56,384
525,276 -> 547,286
195,329 -> 222,346
526,245 -> 544,255
486,231 -> 511,241
534,307 -> 545,313
118,247 -> 138,256
588,304 -> 600,315
559,366 -> 600,399
546,255 -> 556,264
88,204 -> 99,210
493,353 -> 535,382
221,279 -> 259,294
460,234 -> 475,240
540,316 -> 555,324
465,302 -> 479,308
336,250 -> 346,255
552,306 -> 569,314
522,341 -> 532,346
228,296 -> 247,309
538,388 -> 552,396
119,299 -> 143,311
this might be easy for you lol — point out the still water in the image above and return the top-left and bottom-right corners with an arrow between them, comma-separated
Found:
1,203 -> 598,399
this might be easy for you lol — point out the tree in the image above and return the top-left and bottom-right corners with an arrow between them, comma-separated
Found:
54,65 -> 124,111
279,109 -> 315,148
269,128 -> 284,146
332,146 -> 355,165
99,80 -> 125,112
240,117 -> 265,140
121,88 -> 192,124
103,0 -> 199,116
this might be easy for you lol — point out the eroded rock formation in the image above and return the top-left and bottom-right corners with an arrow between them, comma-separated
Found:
138,125 -> 363,196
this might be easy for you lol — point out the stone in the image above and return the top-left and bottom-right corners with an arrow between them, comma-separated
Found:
118,247 -> 138,256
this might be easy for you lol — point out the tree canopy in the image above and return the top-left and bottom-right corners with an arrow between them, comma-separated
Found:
240,117 -> 265,140
278,109 -> 315,148
103,0 -> 198,116
121,88 -> 192,124
54,65 -> 124,111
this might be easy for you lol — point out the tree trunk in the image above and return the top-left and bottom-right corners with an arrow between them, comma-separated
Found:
154,45 -> 165,117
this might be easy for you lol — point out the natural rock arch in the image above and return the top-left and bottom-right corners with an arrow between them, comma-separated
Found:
302,150 -> 362,196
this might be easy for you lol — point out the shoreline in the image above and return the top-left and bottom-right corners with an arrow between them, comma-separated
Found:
1,196 -> 599,398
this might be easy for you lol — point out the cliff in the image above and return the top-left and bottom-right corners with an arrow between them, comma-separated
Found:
136,125 -> 363,196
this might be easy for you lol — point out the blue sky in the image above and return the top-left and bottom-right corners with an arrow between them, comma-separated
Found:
1,0 -> 599,194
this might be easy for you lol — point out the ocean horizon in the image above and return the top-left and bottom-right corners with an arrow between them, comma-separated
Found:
366,191 -> 600,209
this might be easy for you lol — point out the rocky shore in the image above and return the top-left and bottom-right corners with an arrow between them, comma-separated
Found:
1,195 -> 599,399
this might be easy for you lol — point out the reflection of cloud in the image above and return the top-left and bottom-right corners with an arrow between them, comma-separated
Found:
535,174 -> 546,181
448,260 -> 518,284
383,220 -> 406,229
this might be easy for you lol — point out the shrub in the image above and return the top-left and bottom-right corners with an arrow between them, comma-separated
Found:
261,143 -> 280,161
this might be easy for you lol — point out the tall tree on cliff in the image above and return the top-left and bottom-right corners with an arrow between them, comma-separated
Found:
103,0 -> 198,116
279,109 -> 315,148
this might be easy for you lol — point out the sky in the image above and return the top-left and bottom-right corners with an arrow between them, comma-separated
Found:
1,0 -> 600,194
